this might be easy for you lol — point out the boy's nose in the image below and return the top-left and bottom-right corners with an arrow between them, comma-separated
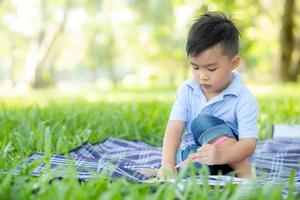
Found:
199,72 -> 208,81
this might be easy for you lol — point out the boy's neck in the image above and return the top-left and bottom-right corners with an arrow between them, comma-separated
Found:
204,77 -> 233,101
204,92 -> 217,101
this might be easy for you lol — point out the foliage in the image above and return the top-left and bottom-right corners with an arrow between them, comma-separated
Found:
1,0 -> 299,87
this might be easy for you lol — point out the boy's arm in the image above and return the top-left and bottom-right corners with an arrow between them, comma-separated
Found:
161,120 -> 185,167
191,138 -> 256,165
159,82 -> 188,177
215,95 -> 258,164
217,138 -> 256,164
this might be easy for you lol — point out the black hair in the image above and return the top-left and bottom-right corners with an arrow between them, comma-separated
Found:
186,12 -> 240,58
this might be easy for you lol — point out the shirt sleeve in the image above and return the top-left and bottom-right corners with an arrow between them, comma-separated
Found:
169,83 -> 189,122
236,93 -> 259,139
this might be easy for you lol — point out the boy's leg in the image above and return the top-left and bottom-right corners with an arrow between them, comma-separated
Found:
209,137 -> 253,179
178,144 -> 202,168
191,115 -> 236,175
229,160 -> 252,179
190,115 -> 252,177
176,137 -> 253,178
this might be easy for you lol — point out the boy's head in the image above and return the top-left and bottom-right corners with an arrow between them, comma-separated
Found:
186,12 -> 240,58
186,12 -> 241,96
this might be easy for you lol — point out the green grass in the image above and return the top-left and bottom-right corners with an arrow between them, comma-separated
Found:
0,84 -> 299,199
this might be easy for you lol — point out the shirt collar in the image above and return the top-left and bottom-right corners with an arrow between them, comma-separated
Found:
221,71 -> 244,97
186,71 -> 244,98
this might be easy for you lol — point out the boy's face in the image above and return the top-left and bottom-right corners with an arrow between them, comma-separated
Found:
189,44 -> 240,97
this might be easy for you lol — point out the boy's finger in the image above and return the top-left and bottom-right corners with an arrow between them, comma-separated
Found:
188,153 -> 198,160
197,147 -> 209,152
190,152 -> 206,160
197,146 -> 206,151
193,156 -> 208,163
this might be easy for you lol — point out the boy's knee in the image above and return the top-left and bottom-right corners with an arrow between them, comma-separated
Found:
209,136 -> 237,147
190,115 -> 205,140
191,114 -> 237,145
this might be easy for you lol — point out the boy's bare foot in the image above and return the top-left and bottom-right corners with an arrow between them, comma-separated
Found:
234,162 -> 253,179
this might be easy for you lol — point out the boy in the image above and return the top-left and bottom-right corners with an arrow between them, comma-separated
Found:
158,12 -> 258,179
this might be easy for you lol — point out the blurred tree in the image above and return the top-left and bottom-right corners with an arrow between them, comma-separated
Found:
278,0 -> 299,82
25,0 -> 102,88
7,32 -> 16,86
0,1 -> 19,86
1,0 -> 297,88
84,0 -> 128,87
128,0 -> 188,86
25,0 -> 69,88
97,0 -> 118,87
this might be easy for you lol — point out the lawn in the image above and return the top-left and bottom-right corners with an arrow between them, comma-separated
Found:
0,84 -> 299,199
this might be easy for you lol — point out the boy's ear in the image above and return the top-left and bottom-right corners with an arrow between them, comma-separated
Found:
231,55 -> 240,70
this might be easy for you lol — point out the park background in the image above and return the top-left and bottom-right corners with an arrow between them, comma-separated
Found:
0,0 -> 299,90
0,0 -> 300,199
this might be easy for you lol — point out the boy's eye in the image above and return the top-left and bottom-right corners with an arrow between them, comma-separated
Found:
208,68 -> 216,71
193,67 -> 199,70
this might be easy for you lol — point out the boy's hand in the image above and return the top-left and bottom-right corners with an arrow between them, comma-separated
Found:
157,164 -> 176,179
189,144 -> 220,165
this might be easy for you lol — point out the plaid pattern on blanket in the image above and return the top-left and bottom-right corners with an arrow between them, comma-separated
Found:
18,137 -> 300,188
251,137 -> 300,183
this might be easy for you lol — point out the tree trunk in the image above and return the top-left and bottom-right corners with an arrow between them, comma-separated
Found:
278,0 -> 295,82
104,0 -> 118,88
295,57 -> 300,80
290,54 -> 300,81
27,0 -> 69,88
33,20 -> 66,88
289,36 -> 300,81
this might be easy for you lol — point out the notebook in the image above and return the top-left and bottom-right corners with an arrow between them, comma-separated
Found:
272,124 -> 300,138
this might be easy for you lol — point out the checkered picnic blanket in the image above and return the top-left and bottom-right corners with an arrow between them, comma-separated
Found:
250,137 -> 300,183
18,137 -> 300,188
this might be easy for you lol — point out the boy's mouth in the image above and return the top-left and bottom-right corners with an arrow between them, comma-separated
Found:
200,84 -> 211,90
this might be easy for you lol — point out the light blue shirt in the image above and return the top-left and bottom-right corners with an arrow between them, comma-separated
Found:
169,72 -> 259,149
